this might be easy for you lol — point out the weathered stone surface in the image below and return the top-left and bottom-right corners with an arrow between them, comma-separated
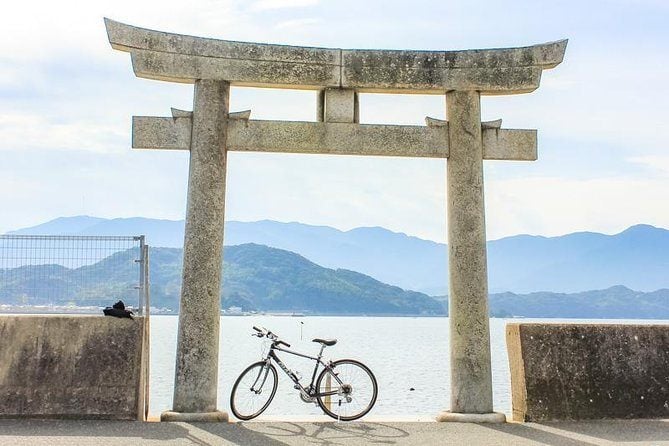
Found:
445,90 -> 493,415
436,412 -> 506,423
132,116 -> 536,161
229,110 -> 251,120
160,410 -> 228,422
106,18 -> 566,94
481,119 -> 502,129
345,40 -> 567,71
171,108 -> 193,118
426,117 -> 502,128
342,65 -> 542,94
132,116 -> 192,150
105,18 -> 340,64
227,120 -> 449,157
0,315 -> 148,420
324,88 -> 358,123
316,90 -> 325,122
507,323 -> 669,421
130,50 -> 340,88
172,80 -> 229,415
482,129 -> 537,161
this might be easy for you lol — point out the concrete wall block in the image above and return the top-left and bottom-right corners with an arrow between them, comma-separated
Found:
0,315 -> 148,420
507,323 -> 669,421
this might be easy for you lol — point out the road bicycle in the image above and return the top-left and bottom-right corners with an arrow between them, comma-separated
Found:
230,326 -> 378,421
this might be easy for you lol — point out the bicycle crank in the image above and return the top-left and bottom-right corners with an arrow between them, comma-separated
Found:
298,385 -> 316,403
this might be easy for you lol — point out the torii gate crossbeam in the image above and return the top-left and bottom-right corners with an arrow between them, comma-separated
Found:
105,18 -> 566,423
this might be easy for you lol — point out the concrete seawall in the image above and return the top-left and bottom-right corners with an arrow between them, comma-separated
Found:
507,323 -> 669,421
0,315 -> 148,420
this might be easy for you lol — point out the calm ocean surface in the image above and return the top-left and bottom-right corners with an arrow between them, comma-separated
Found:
149,315 -> 667,419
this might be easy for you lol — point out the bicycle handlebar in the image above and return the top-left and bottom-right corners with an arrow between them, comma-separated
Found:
251,326 -> 290,347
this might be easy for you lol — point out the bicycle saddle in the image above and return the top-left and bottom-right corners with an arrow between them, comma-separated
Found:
312,338 -> 337,346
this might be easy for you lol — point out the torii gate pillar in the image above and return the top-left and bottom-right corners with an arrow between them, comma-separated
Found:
105,18 -> 566,423
437,91 -> 500,422
162,80 -> 230,421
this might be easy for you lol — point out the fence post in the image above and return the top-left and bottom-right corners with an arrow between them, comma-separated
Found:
136,235 -> 146,316
142,243 -> 151,420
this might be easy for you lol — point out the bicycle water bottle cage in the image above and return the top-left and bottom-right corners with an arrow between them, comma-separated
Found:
312,338 -> 337,346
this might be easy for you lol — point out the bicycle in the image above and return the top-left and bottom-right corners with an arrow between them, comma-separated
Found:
230,326 -> 378,421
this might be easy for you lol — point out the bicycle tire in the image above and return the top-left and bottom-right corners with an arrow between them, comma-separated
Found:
230,361 -> 278,420
315,359 -> 378,421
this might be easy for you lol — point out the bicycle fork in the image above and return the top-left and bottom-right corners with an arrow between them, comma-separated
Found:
250,361 -> 272,394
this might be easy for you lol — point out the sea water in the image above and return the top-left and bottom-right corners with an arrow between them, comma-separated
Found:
149,316 -> 666,419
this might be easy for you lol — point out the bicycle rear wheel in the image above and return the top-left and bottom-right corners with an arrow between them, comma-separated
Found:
315,359 -> 378,421
230,361 -> 278,420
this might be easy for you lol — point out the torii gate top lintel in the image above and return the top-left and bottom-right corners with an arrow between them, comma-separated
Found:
105,18 -> 566,94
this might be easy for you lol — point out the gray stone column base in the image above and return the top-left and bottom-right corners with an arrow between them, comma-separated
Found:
160,410 -> 229,422
436,411 -> 506,423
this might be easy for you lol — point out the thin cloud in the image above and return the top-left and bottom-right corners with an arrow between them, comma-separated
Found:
485,175 -> 669,239
628,156 -> 669,175
0,113 -> 126,154
274,18 -> 320,29
251,0 -> 319,12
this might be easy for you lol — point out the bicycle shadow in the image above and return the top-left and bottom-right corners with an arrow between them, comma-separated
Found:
197,421 -> 410,446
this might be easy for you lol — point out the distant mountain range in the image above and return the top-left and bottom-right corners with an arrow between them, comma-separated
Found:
7,216 -> 669,294
486,286 -> 669,319
0,243 -> 444,316
2,241 -> 668,318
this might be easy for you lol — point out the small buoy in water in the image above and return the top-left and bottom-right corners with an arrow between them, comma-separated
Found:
409,388 -> 415,391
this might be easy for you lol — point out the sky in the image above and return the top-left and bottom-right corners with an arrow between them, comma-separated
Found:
1,0 -> 668,242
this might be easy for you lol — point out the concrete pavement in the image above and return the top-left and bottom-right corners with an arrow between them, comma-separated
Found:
0,419 -> 668,445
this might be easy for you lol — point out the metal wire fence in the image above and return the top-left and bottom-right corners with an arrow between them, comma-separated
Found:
0,235 -> 148,314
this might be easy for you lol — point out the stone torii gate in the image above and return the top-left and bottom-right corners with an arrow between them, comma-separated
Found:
105,18 -> 566,422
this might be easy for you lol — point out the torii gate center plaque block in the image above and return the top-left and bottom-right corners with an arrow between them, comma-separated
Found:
105,18 -> 566,423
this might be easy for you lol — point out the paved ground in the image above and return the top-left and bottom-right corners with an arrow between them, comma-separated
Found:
0,419 -> 668,446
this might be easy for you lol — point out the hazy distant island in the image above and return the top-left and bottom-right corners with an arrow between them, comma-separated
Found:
2,216 -> 669,318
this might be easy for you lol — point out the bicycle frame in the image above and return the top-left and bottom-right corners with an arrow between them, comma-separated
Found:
262,342 -> 343,399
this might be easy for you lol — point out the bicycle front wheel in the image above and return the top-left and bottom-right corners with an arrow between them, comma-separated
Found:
316,359 -> 378,421
230,361 -> 278,420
